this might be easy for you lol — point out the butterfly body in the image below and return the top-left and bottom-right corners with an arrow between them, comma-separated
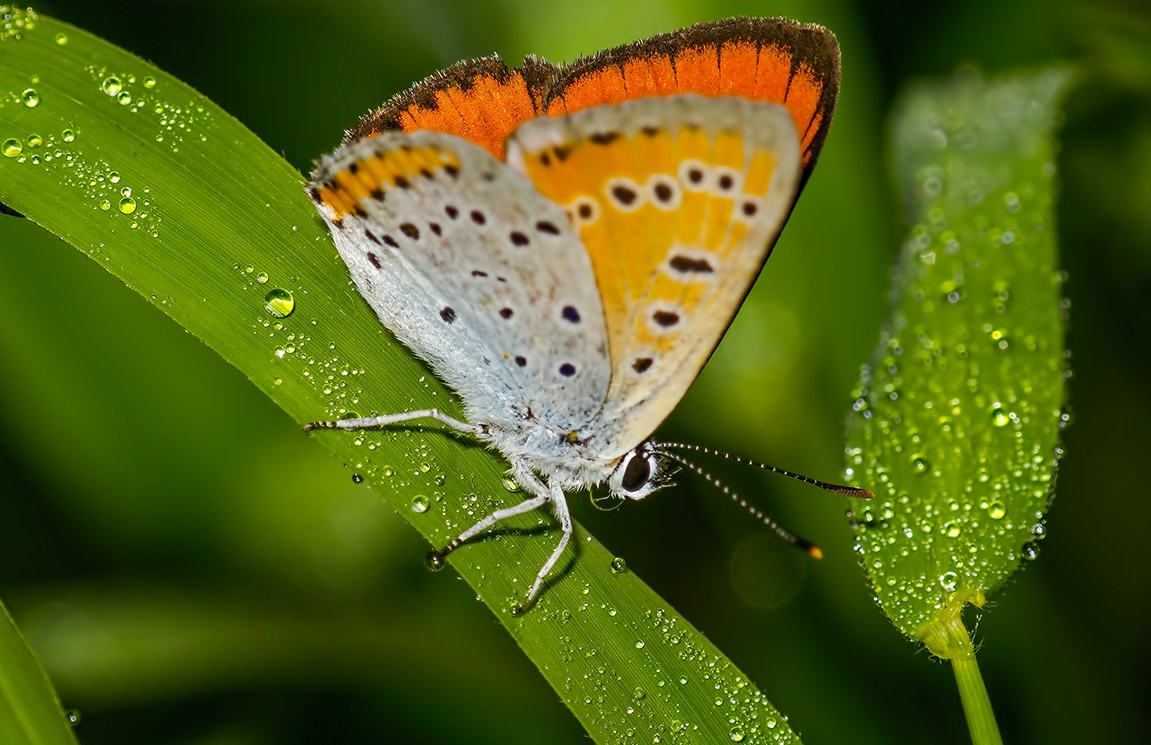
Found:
307,18 -> 845,610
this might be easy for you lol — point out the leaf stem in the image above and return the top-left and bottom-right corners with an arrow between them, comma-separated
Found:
921,603 -> 1002,745
920,592 -> 1003,745
952,642 -> 1003,745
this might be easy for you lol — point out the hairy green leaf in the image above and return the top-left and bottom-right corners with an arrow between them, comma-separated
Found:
845,68 -> 1070,644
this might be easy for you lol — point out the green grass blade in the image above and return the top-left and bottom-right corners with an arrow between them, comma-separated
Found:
0,596 -> 78,745
0,11 -> 800,743
845,69 -> 1070,641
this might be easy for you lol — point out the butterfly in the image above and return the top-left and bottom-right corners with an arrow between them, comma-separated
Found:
305,17 -> 870,613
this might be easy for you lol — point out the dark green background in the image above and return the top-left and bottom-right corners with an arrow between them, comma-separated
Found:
1,0 -> 1146,742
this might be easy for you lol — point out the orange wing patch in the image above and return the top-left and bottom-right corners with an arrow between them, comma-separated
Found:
311,145 -> 461,223
541,17 -> 839,187
346,55 -> 557,160
341,18 -> 839,178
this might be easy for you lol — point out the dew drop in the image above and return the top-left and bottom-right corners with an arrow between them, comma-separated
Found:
117,197 -> 136,214
143,76 -> 156,89
255,271 -> 269,284
988,501 -> 1006,520
939,571 -> 958,591
411,495 -> 429,513
62,128 -> 75,142
99,199 -> 111,211
610,557 -> 628,574
351,473 -> 363,484
263,288 -> 295,318
729,727 -> 746,742
633,687 -> 646,700
424,552 -> 445,571
990,406 -> 1010,427
117,90 -> 132,105
55,32 -> 68,45
911,455 -> 930,473
2,139 -> 21,158
25,133 -> 41,148
501,476 -> 520,493
21,88 -> 39,107
945,523 -> 962,538
64,709 -> 80,726
109,171 -> 121,183
101,76 -> 123,96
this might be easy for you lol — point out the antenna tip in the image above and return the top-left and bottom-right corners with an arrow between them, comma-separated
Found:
807,545 -> 825,560
832,485 -> 875,499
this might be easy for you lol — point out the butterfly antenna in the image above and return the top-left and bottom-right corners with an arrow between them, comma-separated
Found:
655,442 -> 874,499
657,449 -> 826,559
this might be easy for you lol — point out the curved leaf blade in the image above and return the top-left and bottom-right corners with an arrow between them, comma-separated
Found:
0,597 -> 77,745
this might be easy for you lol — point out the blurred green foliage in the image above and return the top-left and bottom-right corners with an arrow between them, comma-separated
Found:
0,0 -> 1147,743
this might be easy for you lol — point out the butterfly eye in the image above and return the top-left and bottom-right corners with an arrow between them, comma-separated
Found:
610,447 -> 664,500
622,452 -> 651,491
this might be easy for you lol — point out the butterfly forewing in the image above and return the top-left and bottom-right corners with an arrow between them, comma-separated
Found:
506,96 -> 802,458
310,131 -> 610,433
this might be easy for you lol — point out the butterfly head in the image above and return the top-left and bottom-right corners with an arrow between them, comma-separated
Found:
608,442 -> 674,500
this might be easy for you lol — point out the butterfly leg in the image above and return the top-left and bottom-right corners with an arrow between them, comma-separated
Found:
427,490 -> 549,568
303,408 -> 484,436
512,478 -> 572,616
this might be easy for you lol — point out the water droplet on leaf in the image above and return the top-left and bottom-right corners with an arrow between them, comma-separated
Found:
263,288 -> 295,318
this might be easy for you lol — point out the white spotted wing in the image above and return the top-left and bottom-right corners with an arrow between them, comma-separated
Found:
309,131 -> 610,436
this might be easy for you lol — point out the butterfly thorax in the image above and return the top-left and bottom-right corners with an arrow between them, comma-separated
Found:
476,411 -> 622,490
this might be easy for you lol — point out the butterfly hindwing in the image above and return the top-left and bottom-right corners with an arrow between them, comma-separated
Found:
310,131 -> 610,434
506,95 -> 802,458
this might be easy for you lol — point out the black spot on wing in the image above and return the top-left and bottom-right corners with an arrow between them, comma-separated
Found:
669,255 -> 714,274
611,184 -> 637,206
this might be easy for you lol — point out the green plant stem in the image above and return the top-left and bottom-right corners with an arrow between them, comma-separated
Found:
947,617 -> 1003,745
